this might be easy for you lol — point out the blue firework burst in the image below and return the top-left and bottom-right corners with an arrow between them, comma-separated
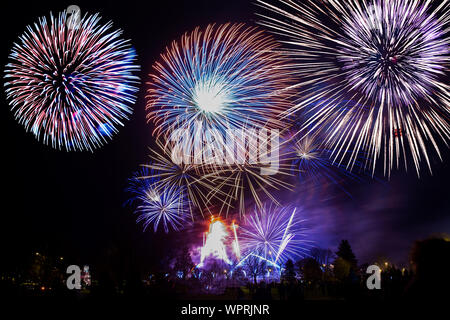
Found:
239,204 -> 311,264
146,23 -> 292,139
127,167 -> 190,233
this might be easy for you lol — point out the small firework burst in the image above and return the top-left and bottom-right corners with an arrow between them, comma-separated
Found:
4,11 -> 139,151
207,161 -> 293,216
141,139 -> 220,217
287,131 -> 366,196
204,129 -> 294,216
127,167 -> 190,233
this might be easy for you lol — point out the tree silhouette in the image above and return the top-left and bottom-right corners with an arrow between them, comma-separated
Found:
333,240 -> 358,281
296,258 -> 322,281
243,255 -> 266,284
309,247 -> 334,266
333,257 -> 351,280
174,247 -> 194,280
406,237 -> 450,301
335,240 -> 357,268
282,259 -> 296,283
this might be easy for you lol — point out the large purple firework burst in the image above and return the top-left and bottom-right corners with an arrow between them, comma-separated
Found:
239,203 -> 311,264
258,0 -> 450,176
4,11 -> 140,151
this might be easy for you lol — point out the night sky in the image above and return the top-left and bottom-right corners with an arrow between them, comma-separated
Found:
1,0 -> 449,277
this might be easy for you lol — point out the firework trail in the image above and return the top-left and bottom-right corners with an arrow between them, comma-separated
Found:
4,11 -> 139,151
207,160 -> 293,216
231,221 -> 241,260
146,23 -> 293,140
239,204 -> 311,264
257,0 -> 450,176
141,139 -> 223,217
147,126 -> 294,217
205,128 -> 294,216
127,167 -> 190,233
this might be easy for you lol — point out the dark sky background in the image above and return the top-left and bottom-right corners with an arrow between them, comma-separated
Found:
0,0 -> 449,277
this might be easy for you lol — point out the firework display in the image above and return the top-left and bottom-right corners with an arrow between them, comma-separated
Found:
257,0 -> 450,176
146,23 -> 292,139
141,139 -> 222,217
145,24 -> 297,215
127,167 -> 190,233
193,211 -> 311,280
206,157 -> 294,216
239,204 -> 310,265
4,11 -> 140,151
166,126 -> 295,216
5,1 -> 450,303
